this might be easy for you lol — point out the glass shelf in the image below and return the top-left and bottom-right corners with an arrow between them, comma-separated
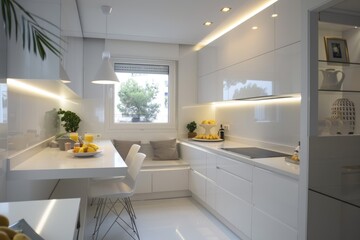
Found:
318,89 -> 360,93
319,60 -> 360,66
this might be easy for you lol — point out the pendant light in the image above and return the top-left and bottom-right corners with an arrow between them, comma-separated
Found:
92,5 -> 119,84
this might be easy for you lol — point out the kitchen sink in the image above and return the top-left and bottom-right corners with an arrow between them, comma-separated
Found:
220,147 -> 290,159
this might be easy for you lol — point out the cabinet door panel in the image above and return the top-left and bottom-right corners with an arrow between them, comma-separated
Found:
198,72 -> 223,103
181,145 -> 206,175
275,0 -> 301,48
252,207 -> 297,240
216,187 -> 252,237
274,42 -> 301,95
206,179 -> 216,210
253,167 -> 298,229
215,6 -> 275,70
217,168 -> 252,203
217,155 -> 253,181
206,152 -> 217,181
135,171 -> 152,194
152,169 -> 189,192
189,170 -> 206,202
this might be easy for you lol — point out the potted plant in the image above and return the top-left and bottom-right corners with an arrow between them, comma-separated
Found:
57,108 -> 81,133
186,121 -> 197,138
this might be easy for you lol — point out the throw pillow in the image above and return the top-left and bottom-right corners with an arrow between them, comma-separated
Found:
113,140 -> 141,159
150,139 -> 179,160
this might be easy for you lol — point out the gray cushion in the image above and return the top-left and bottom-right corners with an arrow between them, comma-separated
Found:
113,140 -> 141,159
150,139 -> 179,160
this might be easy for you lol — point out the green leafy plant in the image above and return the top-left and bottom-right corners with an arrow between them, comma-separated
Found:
57,108 -> 81,133
117,79 -> 160,122
1,0 -> 62,60
186,121 -> 197,133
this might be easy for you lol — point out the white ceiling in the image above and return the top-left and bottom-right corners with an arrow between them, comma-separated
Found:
73,0 -> 360,46
75,0 -> 269,45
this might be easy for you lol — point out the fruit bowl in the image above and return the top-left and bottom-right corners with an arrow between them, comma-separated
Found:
68,149 -> 103,157
199,124 -> 217,135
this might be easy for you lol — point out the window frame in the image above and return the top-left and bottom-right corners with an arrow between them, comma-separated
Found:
106,58 -> 177,130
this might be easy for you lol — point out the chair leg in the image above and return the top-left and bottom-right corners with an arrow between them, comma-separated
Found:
93,197 -> 140,240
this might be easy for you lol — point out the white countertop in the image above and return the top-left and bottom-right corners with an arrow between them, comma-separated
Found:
180,139 -> 299,179
0,198 -> 80,240
7,140 -> 127,180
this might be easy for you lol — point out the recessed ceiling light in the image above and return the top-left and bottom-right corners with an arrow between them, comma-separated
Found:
252,26 -> 258,30
355,26 -> 358,29
271,13 -> 278,18
221,7 -> 231,13
204,21 -> 213,26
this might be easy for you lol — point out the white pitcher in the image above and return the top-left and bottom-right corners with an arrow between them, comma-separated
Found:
320,68 -> 345,90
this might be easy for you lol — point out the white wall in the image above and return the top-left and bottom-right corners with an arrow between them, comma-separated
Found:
79,38 -> 199,142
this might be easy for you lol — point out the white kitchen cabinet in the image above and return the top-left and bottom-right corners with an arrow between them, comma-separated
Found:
198,6 -> 275,77
216,155 -> 253,238
216,186 -> 252,239
274,0 -> 301,49
189,169 -> 206,202
216,155 -> 253,181
152,169 -> 189,192
135,171 -> 152,194
181,144 -> 207,175
252,167 -> 298,239
136,168 -> 189,194
252,207 -> 297,240
274,42 -> 301,95
7,0 -> 61,80
206,179 -> 216,209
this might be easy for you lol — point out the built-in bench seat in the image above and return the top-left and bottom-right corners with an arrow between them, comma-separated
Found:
133,143 -> 191,200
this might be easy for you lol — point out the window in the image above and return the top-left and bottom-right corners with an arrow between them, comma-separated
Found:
107,58 -> 176,130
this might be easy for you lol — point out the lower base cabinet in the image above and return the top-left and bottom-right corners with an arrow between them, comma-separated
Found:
189,169 -> 206,202
217,186 -> 252,238
252,207 -> 297,240
136,168 -> 189,194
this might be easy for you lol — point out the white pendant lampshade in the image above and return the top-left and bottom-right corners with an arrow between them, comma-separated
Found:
60,64 -> 71,83
92,51 -> 119,84
91,5 -> 119,84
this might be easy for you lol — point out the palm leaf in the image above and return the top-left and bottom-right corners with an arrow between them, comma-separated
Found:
1,0 -> 63,60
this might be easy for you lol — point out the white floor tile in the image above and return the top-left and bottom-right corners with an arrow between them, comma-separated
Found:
85,197 -> 240,240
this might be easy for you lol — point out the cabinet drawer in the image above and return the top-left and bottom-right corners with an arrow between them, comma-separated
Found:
206,152 -> 217,181
253,167 -> 298,229
252,207 -> 297,240
152,169 -> 189,192
181,144 -> 207,175
217,155 -> 253,181
216,187 -> 252,237
217,168 -> 252,203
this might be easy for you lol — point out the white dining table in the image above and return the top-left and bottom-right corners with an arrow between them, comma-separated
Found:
7,139 -> 127,180
0,198 -> 80,240
6,139 -> 127,240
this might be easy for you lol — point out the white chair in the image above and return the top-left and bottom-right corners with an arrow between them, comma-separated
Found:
89,152 -> 146,240
124,144 -> 141,164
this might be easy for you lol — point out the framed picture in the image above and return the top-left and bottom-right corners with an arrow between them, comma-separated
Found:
324,37 -> 350,63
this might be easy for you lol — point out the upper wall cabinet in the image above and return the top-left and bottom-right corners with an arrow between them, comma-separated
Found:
7,0 -> 61,80
197,0 -> 301,103
198,6 -> 275,77
274,0 -> 301,49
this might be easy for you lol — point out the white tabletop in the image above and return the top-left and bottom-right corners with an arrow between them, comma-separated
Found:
0,198 -> 80,240
7,140 -> 127,180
